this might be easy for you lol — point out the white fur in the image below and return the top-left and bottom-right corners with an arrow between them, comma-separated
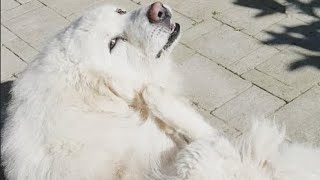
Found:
150,120 -> 320,180
1,4 -> 212,180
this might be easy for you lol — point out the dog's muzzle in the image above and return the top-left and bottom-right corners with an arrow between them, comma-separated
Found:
147,2 -> 180,58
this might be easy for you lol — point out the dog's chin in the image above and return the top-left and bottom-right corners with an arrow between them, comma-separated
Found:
156,23 -> 180,58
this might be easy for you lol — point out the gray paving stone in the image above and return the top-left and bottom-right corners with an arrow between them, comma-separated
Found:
171,0 -> 234,22
192,104 -> 241,139
180,19 -> 222,44
272,86 -> 320,145
17,0 -> 32,4
171,11 -> 196,32
1,0 -> 20,11
255,16 -> 309,50
242,69 -> 301,102
212,4 -> 286,35
229,45 -> 279,75
4,38 -> 39,63
172,43 -> 195,64
1,25 -> 17,44
1,0 -> 43,22
186,23 -> 262,67
66,13 -> 81,22
179,0 -> 235,22
1,45 -> 27,81
38,0 -> 102,17
256,49 -> 320,95
3,6 -> 69,51
178,54 -> 251,111
213,86 -> 285,132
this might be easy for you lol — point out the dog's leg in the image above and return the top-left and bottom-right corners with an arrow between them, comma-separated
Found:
142,85 -> 217,141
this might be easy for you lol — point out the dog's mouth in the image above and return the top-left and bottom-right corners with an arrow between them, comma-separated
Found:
167,23 -> 180,49
156,23 -> 180,58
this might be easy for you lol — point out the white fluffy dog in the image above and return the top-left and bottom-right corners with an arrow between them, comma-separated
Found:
1,2 -> 320,180
1,2 -> 214,180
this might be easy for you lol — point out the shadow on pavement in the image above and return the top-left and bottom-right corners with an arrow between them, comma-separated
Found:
233,0 -> 320,71
289,53 -> 320,70
1,80 -> 13,180
234,0 -> 286,17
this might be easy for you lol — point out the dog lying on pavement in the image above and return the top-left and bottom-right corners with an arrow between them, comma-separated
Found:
2,2 -> 319,180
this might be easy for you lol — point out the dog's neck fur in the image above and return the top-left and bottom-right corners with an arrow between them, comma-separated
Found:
106,54 -> 178,101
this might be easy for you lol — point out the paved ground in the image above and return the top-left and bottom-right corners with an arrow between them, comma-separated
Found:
1,0 -> 320,145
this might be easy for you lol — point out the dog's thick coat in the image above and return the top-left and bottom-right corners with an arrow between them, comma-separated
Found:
2,3 -> 319,180
151,121 -> 320,180
2,3 -> 215,180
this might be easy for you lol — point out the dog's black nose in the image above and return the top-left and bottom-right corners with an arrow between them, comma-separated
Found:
147,2 -> 171,23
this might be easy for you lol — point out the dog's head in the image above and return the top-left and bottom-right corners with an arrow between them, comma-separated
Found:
125,2 -> 181,59
67,2 -> 180,69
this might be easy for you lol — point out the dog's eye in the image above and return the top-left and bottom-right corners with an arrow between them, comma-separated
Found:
109,38 -> 118,52
109,37 -> 127,53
